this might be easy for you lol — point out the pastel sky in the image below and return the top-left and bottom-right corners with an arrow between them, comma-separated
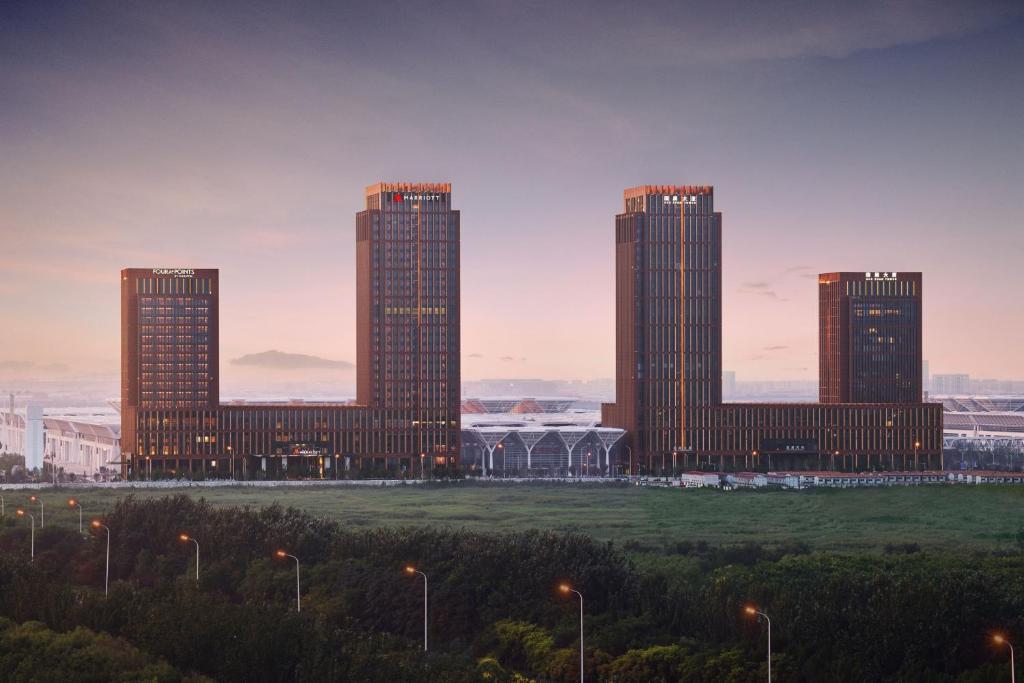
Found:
1,1 -> 1022,384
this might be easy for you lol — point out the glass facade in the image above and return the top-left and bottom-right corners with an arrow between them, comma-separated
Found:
121,182 -> 462,477
820,273 -> 922,404
121,269 -> 219,411
357,183 -> 461,460
603,186 -> 721,471
603,193 -> 942,473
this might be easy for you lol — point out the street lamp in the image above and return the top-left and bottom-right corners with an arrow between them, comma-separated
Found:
405,566 -> 429,652
179,534 -> 199,581
16,509 -> 35,560
68,498 -> 83,534
0,494 -> 4,517
92,520 -> 110,596
497,442 -> 505,478
745,605 -> 772,682
559,583 -> 584,683
28,495 -> 44,528
914,440 -> 921,471
420,453 -> 425,481
276,550 -> 301,612
994,634 -> 1016,683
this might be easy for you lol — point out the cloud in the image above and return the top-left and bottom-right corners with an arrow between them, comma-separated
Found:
602,0 -> 1024,64
440,0 -> 1024,72
499,356 -> 526,362
467,353 -> 484,359
783,266 -> 819,280
739,281 -> 788,301
762,345 -> 789,352
230,350 -> 353,370
0,361 -> 71,375
0,361 -> 35,371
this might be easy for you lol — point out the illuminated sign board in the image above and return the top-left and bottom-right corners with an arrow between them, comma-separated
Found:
865,272 -> 898,281
152,268 -> 195,278
274,441 -> 330,456
761,438 -> 817,453
662,194 -> 698,205
391,193 -> 443,202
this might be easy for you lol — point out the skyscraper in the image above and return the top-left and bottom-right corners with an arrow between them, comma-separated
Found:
819,272 -> 922,404
604,186 -> 943,473
603,185 -> 721,472
121,268 -> 219,410
357,183 -> 461,458
120,183 -> 461,479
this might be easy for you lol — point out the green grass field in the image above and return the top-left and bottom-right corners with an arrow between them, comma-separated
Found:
8,482 -> 1024,553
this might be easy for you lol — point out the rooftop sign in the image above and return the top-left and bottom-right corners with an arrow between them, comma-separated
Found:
663,194 -> 698,205
152,269 -> 195,277
865,272 -> 897,281
391,193 -> 443,202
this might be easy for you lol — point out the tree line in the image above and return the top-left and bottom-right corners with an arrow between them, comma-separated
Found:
0,494 -> 1019,681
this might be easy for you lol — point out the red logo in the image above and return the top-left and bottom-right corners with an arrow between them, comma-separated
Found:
393,193 -> 403,202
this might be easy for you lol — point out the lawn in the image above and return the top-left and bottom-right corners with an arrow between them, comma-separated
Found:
7,482 -> 1024,553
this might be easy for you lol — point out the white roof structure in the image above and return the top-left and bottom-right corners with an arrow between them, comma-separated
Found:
461,411 -> 624,474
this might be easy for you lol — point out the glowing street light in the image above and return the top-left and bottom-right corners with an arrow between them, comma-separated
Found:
28,495 -> 44,528
745,605 -> 772,682
16,509 -> 35,560
405,566 -> 429,651
276,550 -> 301,612
92,520 -> 110,596
179,534 -> 199,581
559,583 -> 584,682
68,499 -> 83,534
994,634 -> 1016,683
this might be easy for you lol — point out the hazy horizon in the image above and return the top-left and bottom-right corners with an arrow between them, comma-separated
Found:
2,1 -> 1022,383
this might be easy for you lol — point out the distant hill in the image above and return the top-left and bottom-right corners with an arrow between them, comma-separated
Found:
229,350 -> 354,370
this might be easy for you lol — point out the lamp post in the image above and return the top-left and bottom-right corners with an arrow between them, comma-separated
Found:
28,495 -> 44,528
420,453 -> 426,481
92,520 -> 110,596
994,634 -> 1016,683
1,494 -> 4,517
68,498 -> 83,534
625,444 -> 632,478
914,440 -> 921,471
745,605 -> 772,682
497,442 -> 505,478
335,454 -> 339,481
751,450 -> 758,472
559,583 -> 584,682
404,566 -> 429,651
16,509 -> 34,560
180,534 -> 199,581
276,550 -> 301,612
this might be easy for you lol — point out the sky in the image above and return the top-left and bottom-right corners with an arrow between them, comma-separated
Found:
1,0 -> 1022,388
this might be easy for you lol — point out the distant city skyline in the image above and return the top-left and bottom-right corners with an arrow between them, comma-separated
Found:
2,1 -> 1022,382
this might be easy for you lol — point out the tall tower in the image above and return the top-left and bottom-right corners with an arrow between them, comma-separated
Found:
356,183 -> 461,461
602,185 -> 721,473
819,272 -> 922,404
121,268 -> 219,411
